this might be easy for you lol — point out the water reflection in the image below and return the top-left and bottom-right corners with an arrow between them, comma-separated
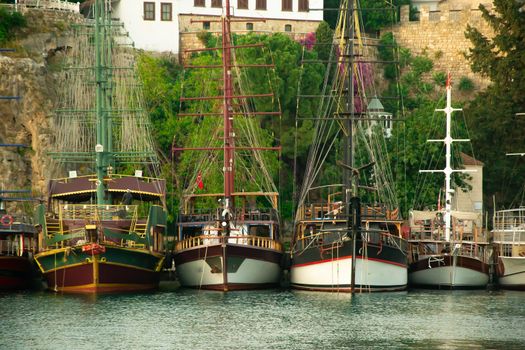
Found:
0,288 -> 524,349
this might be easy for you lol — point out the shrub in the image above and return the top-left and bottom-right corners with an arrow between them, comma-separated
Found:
0,8 -> 26,44
432,71 -> 447,86
411,56 -> 433,75
458,76 -> 474,91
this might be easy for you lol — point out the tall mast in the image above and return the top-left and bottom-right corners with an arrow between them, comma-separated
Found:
94,0 -> 111,205
343,1 -> 355,197
223,0 -> 234,210
421,74 -> 471,242
343,0 -> 358,294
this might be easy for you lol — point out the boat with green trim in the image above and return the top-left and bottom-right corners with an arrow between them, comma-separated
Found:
33,0 -> 168,293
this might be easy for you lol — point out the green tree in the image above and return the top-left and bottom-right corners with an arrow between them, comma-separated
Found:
464,0 -> 525,210
0,7 -> 26,44
324,0 -> 411,31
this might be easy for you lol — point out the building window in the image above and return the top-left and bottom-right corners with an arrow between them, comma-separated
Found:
238,0 -> 248,9
194,0 -> 205,7
203,21 -> 211,30
282,0 -> 292,11
144,2 -> 155,21
246,22 -> 253,31
256,0 -> 266,10
284,24 -> 292,32
161,3 -> 172,21
298,0 -> 309,12
211,0 -> 222,8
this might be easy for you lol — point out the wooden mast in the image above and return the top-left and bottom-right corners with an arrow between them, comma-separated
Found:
223,0 -> 234,212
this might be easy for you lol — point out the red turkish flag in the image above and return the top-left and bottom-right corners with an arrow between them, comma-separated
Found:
196,172 -> 204,190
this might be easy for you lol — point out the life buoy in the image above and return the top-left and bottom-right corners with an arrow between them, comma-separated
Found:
1,214 -> 13,226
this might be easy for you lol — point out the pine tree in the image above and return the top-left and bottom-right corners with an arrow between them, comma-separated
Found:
464,0 -> 525,210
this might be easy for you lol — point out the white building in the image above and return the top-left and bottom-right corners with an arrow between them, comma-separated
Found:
112,0 -> 323,55
452,152 -> 484,227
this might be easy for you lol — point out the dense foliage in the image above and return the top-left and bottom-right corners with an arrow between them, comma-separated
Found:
138,31 -> 326,219
323,0 -> 411,31
0,7 -> 26,44
138,0 -> 523,224
464,0 -> 525,210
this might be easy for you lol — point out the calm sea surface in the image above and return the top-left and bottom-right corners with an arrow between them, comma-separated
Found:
1,283 -> 524,350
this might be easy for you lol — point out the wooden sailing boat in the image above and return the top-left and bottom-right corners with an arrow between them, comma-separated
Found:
0,158 -> 38,290
492,154 -> 525,290
290,0 -> 408,292
33,0 -> 167,293
0,54 -> 38,290
172,0 -> 283,291
407,75 -> 490,289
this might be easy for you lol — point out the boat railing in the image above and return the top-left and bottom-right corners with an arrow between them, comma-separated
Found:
294,228 -> 405,252
410,222 -> 488,242
493,208 -> 525,233
409,241 -> 490,262
453,241 -> 487,259
60,204 -> 138,221
43,224 -> 153,250
51,173 -> 163,184
179,207 -> 278,223
297,202 -> 398,222
176,234 -> 282,251
493,230 -> 525,244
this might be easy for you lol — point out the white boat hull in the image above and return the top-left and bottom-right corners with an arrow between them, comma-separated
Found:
290,257 -> 407,292
409,255 -> 489,289
497,256 -> 525,290
177,257 -> 281,290
174,244 -> 282,291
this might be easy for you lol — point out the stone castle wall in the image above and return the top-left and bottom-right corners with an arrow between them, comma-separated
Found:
179,14 -> 320,61
388,2 -> 494,90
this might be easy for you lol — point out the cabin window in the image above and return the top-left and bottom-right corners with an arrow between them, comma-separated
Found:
298,0 -> 309,12
211,0 -> 222,8
161,3 -> 172,21
246,22 -> 254,31
256,0 -> 266,10
143,2 -> 155,21
282,0 -> 292,11
284,24 -> 292,32
194,0 -> 205,7
238,0 -> 248,9
203,21 -> 211,30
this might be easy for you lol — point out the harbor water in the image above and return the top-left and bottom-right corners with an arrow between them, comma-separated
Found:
1,285 -> 524,349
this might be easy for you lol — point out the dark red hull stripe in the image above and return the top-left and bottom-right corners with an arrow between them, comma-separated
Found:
0,276 -> 31,290
0,257 -> 33,290
43,263 -> 159,290
292,283 -> 406,292
292,239 -> 407,269
175,244 -> 282,266
409,255 -> 489,274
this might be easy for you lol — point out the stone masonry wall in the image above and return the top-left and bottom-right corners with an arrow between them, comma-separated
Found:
179,14 -> 321,61
388,2 -> 494,90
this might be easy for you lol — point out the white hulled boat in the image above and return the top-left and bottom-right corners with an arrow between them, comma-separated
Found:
492,207 -> 525,290
172,0 -> 283,291
290,0 -> 407,292
407,76 -> 490,289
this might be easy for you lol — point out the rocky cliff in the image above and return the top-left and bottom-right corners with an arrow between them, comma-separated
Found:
0,7 -> 83,211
